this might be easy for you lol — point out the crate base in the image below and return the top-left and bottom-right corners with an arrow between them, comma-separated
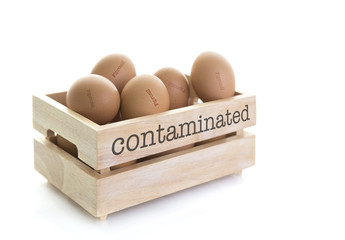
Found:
34,131 -> 255,219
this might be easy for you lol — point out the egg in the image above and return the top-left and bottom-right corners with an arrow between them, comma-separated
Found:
110,111 -> 122,123
154,67 -> 190,110
120,74 -> 169,120
190,51 -> 235,102
56,135 -> 78,158
66,74 -> 120,125
91,53 -> 136,93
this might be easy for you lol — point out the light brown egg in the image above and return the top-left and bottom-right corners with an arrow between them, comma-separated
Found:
91,53 -> 136,93
56,135 -> 78,158
110,111 -> 122,123
154,67 -> 190,110
66,74 -> 120,125
191,51 -> 235,102
120,74 -> 170,120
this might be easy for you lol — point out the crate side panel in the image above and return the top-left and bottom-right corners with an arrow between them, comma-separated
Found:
97,94 -> 256,169
34,137 -> 99,217
97,132 -> 255,216
33,94 -> 99,169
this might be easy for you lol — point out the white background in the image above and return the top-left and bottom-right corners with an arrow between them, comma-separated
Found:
1,0 -> 344,239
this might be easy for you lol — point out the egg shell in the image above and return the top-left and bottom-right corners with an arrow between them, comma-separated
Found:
191,51 -> 235,102
154,67 -> 190,110
66,74 -> 120,125
110,111 -> 122,123
91,53 -> 136,93
120,74 -> 170,120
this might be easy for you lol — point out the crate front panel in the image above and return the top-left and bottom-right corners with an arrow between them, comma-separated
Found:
33,92 -> 255,170
97,94 -> 256,169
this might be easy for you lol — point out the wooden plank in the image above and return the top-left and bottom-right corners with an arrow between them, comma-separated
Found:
97,93 -> 256,169
33,92 -> 255,170
34,136 -> 99,217
32,94 -> 99,169
96,131 -> 255,216
34,131 -> 255,218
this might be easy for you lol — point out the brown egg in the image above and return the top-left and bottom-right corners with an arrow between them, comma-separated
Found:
91,53 -> 136,93
154,67 -> 190,110
110,111 -> 122,123
191,51 -> 235,102
120,74 -> 170,120
66,74 -> 120,125
56,135 -> 78,158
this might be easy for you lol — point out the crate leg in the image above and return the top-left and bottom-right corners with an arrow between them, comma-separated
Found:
99,215 -> 107,220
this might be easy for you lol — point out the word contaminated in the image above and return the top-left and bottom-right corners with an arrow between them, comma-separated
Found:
112,105 -> 250,155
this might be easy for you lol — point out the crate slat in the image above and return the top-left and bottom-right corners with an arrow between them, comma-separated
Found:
33,92 -> 256,170
98,93 -> 256,169
34,131 -> 255,218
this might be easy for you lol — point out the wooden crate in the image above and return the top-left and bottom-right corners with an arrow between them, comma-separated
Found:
33,88 -> 256,220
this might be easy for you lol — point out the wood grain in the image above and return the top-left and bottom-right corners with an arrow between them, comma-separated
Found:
34,131 -> 254,218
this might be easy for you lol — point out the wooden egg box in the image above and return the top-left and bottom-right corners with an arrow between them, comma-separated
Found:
32,87 -> 256,220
